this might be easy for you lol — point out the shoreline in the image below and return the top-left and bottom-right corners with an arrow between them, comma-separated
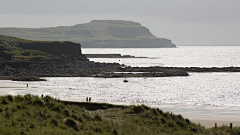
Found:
2,87 -> 239,128
182,114 -> 240,128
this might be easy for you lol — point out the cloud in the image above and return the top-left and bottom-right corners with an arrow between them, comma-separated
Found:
1,0 -> 240,23
1,0 -> 240,45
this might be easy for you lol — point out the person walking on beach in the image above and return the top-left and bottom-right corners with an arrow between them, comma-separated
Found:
26,83 -> 28,88
86,97 -> 88,102
89,97 -> 91,102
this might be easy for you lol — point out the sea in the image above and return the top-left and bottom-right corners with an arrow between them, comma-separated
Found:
1,46 -> 240,116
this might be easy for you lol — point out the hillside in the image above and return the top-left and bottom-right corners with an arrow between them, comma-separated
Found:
1,95 -> 240,134
0,20 -> 176,48
0,34 -> 84,61
0,34 -> 120,77
0,95 -> 202,134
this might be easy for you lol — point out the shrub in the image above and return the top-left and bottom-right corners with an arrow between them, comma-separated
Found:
71,114 -> 78,120
16,104 -> 22,109
65,118 -> 78,130
78,116 -> 83,122
51,118 -> 58,127
5,111 -> 12,118
156,108 -> 163,115
176,114 -> 184,120
176,120 -> 187,128
133,106 -> 145,114
24,94 -> 32,101
191,126 -> 198,133
82,113 -> 91,120
44,95 -> 52,103
185,118 -> 190,124
29,123 -> 35,128
52,105 -> 62,113
15,95 -> 24,102
39,111 -> 47,119
113,129 -> 118,135
93,114 -> 102,121
26,111 -> 32,117
141,104 -> 150,110
33,99 -> 45,107
93,126 -> 103,133
12,107 -> 17,112
1,98 -> 8,105
161,117 -> 167,124
7,95 -> 13,102
63,109 -> 71,117
151,109 -> 159,116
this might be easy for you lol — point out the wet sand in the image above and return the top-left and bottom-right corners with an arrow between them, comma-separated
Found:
0,86 -> 26,96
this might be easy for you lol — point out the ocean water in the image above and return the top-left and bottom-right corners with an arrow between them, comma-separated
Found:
1,46 -> 240,116
82,46 -> 240,67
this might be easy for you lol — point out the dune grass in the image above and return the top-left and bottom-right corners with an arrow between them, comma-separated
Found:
0,94 -> 240,134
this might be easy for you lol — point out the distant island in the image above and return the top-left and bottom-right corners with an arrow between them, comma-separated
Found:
0,20 -> 176,48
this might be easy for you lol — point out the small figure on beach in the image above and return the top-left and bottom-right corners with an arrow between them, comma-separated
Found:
41,94 -> 44,98
89,97 -> 91,102
26,83 -> 28,88
86,97 -> 88,102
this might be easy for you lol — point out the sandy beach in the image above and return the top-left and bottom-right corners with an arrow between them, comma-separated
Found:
182,114 -> 240,128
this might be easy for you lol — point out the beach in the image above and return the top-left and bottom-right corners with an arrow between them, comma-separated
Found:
183,114 -> 240,128
1,88 -> 240,129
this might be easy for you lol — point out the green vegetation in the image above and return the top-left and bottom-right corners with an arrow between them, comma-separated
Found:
0,34 -> 77,61
0,95 -> 239,134
0,20 -> 176,48
0,34 -> 51,61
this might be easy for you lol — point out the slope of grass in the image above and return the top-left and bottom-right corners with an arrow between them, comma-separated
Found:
1,94 -> 239,134
0,34 -> 64,60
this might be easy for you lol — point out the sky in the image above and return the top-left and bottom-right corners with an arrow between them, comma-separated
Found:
0,0 -> 240,45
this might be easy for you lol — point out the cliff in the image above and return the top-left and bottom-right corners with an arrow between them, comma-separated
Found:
0,20 -> 176,48
0,34 -> 121,77
0,34 -> 84,61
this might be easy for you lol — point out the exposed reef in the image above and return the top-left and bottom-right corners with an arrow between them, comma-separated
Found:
84,54 -> 146,58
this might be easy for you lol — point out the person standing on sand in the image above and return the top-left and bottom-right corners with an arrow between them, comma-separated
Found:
89,97 -> 91,102
26,83 -> 28,88
86,97 -> 88,102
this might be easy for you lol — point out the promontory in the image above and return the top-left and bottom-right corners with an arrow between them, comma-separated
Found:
0,20 -> 176,48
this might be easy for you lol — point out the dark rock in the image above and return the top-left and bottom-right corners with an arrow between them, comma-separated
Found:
21,52 -> 30,56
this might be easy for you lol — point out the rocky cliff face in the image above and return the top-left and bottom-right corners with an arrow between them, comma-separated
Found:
0,34 -> 121,77
0,20 -> 176,48
0,34 -> 86,60
18,41 -> 82,56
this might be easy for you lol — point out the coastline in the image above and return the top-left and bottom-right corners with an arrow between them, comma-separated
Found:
1,87 -> 239,128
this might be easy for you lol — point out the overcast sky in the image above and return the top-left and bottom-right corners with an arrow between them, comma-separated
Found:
0,0 -> 240,45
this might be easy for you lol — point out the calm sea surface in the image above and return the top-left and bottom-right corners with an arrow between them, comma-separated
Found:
82,46 -> 240,67
1,46 -> 240,116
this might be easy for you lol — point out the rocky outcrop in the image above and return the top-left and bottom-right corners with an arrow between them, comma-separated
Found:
0,34 -> 121,77
0,55 -> 121,77
18,41 -> 82,56
0,20 -> 176,48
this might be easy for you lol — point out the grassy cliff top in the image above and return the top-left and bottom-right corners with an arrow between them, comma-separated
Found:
0,34 -> 72,61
